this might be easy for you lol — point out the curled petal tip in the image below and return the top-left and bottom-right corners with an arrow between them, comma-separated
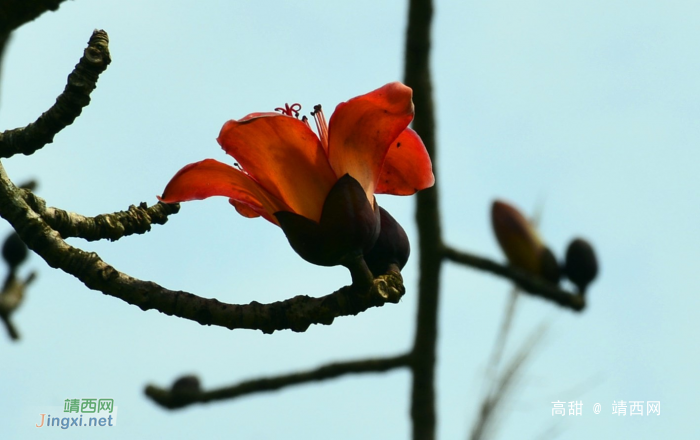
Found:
376,128 -> 434,195
328,82 -> 417,199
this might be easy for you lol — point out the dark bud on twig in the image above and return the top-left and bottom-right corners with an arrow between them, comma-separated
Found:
167,374 -> 202,408
2,232 -> 28,270
539,247 -> 561,285
364,207 -> 410,277
171,375 -> 201,395
564,238 -> 598,294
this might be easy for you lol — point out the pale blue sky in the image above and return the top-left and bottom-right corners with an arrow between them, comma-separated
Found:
2,0 -> 698,439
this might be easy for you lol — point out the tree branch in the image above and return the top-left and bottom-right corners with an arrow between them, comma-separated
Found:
0,29 -> 111,158
145,353 -> 412,409
0,311 -> 19,339
404,0 -> 441,437
23,190 -> 180,241
0,0 -> 67,33
0,163 -> 405,333
443,245 -> 585,311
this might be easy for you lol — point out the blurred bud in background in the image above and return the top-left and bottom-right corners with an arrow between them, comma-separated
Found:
491,200 -> 560,283
539,246 -> 561,284
0,179 -> 38,340
2,232 -> 28,273
564,238 -> 599,294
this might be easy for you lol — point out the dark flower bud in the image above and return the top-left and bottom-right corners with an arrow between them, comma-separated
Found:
491,200 -> 544,274
2,232 -> 28,270
171,375 -> 201,395
539,247 -> 561,285
564,238 -> 599,294
364,207 -> 410,277
275,174 -> 380,267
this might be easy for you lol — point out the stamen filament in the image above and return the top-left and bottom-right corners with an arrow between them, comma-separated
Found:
301,115 -> 312,130
311,104 -> 329,151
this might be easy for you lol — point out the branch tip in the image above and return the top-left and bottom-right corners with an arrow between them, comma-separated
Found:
0,29 -> 111,158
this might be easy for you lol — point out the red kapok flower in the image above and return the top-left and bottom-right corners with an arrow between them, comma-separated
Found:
160,82 -> 434,270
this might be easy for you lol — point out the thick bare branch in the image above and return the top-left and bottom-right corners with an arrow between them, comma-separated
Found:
0,30 -> 111,158
404,0 -> 441,437
0,163 -> 405,333
23,191 -> 180,241
0,0 -> 67,33
443,245 -> 585,311
145,353 -> 412,409
0,33 -> 10,88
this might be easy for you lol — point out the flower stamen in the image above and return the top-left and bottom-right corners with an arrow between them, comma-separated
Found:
311,104 -> 329,151
275,103 -> 302,118
301,115 -> 312,130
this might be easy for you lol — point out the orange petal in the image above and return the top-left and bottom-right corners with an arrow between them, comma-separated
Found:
327,82 -> 415,201
159,159 -> 287,225
229,199 -> 262,219
218,114 -> 337,222
376,128 -> 434,195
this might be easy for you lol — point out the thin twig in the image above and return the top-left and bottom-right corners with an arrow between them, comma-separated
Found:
484,287 -> 519,396
0,312 -> 19,340
470,324 -> 547,440
443,246 -> 584,311
23,190 -> 180,242
0,30 -> 111,158
145,353 -> 412,409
